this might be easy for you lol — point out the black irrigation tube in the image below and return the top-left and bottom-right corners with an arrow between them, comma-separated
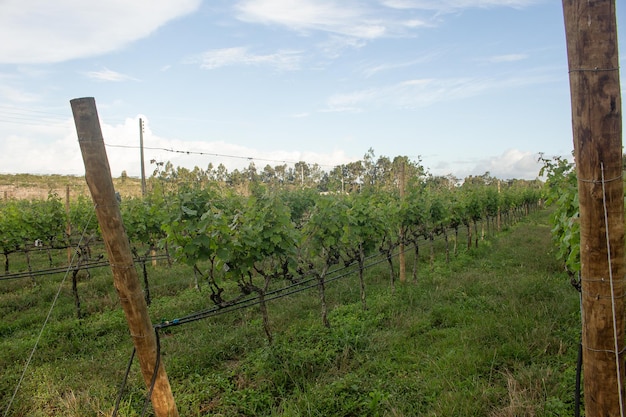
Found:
156,247 -> 395,330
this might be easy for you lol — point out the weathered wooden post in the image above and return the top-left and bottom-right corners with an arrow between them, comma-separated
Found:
70,97 -> 179,417
562,1 -> 624,415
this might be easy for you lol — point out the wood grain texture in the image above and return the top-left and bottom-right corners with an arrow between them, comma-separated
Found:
71,97 -> 179,417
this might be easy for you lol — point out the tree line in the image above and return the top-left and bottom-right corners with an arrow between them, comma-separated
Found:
150,149 -> 434,194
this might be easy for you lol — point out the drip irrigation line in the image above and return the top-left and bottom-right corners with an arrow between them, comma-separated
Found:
157,247 -> 393,329
141,329 -> 161,417
156,253 -> 365,326
3,209 -> 96,417
112,347 -> 136,417
158,257 -> 359,327
575,287 -> 583,417
111,330 -> 161,417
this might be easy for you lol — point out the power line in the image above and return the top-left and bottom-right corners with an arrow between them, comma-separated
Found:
0,104 -> 69,119
105,143 -> 341,168
105,142 -> 423,171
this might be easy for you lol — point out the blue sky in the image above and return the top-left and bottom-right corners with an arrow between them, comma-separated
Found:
0,0 -> 623,180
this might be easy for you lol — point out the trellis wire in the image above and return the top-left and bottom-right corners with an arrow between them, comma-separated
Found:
600,162 -> 625,417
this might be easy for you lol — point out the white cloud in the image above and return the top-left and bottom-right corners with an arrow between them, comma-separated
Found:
483,53 -> 529,63
0,0 -> 202,64
324,72 -> 555,111
234,0 -> 431,40
85,68 -> 138,82
0,121 -> 80,175
381,0 -> 539,12
325,78 -> 481,111
361,53 -> 441,77
234,0 -> 539,43
0,86 -> 42,103
197,47 -> 302,70
236,0 -> 380,37
476,149 -> 543,179
429,149 -> 543,180
317,36 -> 367,59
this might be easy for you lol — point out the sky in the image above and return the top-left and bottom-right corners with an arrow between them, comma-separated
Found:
0,0 -> 624,181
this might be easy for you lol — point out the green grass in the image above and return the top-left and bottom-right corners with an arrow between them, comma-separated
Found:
0,209 -> 581,416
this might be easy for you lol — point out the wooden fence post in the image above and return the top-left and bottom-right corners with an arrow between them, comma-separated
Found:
562,1 -> 625,415
70,97 -> 179,417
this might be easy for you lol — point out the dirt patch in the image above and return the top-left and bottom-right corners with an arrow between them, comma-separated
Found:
0,174 -> 141,201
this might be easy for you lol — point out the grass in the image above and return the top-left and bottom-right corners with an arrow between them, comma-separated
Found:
0,209 -> 581,416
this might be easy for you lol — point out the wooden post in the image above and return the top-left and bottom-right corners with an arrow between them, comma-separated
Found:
70,97 -> 179,417
562,2 -> 625,416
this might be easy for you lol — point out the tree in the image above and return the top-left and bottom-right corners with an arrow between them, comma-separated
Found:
261,164 -> 277,186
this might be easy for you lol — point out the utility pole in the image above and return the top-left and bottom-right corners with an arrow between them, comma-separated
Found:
139,118 -> 146,197
70,98 -> 179,417
562,2 -> 624,416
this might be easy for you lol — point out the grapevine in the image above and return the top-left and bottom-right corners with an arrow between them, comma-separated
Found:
539,155 -> 580,277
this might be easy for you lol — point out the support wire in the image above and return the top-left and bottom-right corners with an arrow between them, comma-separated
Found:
3,209 -> 96,417
600,162 -> 625,417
